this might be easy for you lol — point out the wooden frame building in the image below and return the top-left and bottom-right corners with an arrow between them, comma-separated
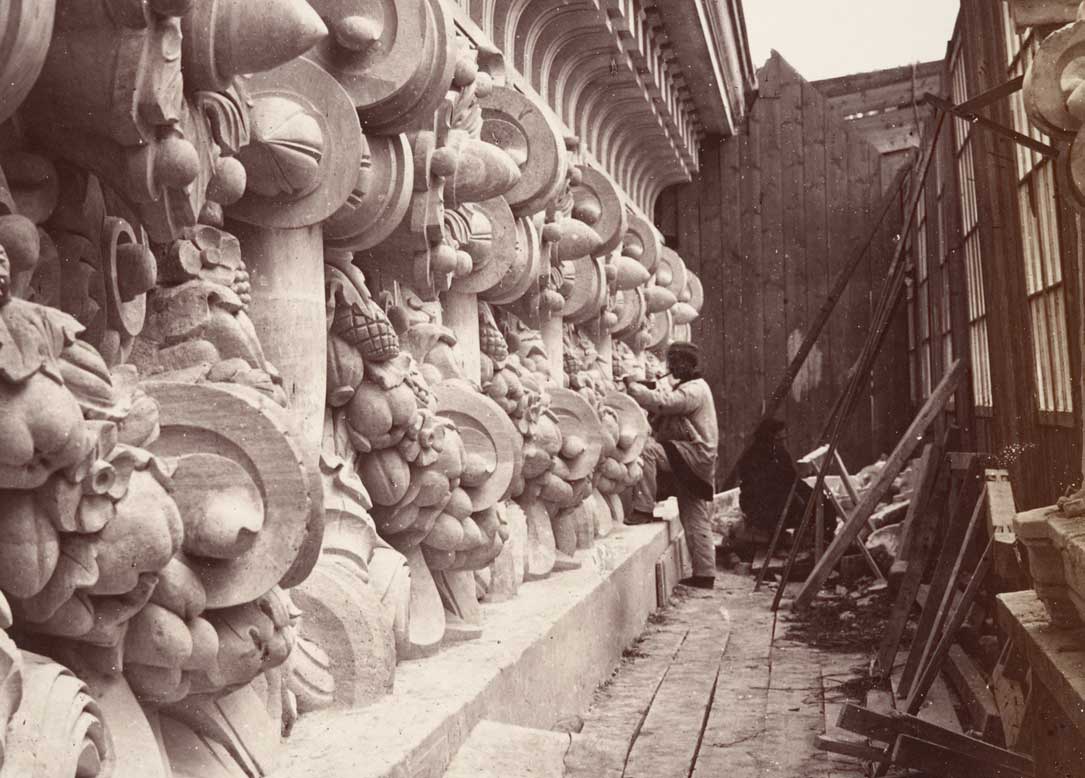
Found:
886,1 -> 1082,512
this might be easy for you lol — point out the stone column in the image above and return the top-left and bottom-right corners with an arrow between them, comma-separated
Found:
233,222 -> 328,456
441,289 -> 481,384
591,318 -> 613,383
542,315 -> 563,385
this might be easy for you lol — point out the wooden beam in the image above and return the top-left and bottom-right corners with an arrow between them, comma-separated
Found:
791,361 -> 964,610
815,735 -> 886,762
925,93 -> 1058,158
1007,0 -> 1079,28
825,74 -> 943,119
945,643 -> 1003,743
814,60 -> 944,99
837,703 -> 1035,775
954,75 -> 1024,115
891,734 -> 1034,778
874,442 -> 947,680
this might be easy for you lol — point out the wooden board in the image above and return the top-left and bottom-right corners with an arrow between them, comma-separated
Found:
720,127 -> 744,479
678,50 -> 909,484
891,734 -> 1034,778
905,539 -> 994,715
759,56 -> 786,426
842,137 -> 876,463
837,703 -> 1035,775
623,611 -> 731,777
876,444 -> 948,678
779,58 -> 804,431
945,643 -> 1003,742
801,79 -> 831,454
898,460 -> 983,696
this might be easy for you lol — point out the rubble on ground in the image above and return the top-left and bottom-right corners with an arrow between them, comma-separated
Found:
781,580 -> 904,652
713,450 -> 924,580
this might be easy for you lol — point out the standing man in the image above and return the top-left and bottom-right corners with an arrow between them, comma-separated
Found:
626,342 -> 718,589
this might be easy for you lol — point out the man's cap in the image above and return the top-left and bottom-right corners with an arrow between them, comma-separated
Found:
666,341 -> 700,363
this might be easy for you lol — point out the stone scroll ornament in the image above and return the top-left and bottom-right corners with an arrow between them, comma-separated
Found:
1023,16 -> 1085,207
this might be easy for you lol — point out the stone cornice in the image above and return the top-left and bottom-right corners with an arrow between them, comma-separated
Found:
445,0 -> 753,214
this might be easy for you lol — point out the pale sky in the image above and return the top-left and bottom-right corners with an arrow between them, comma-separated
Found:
744,1 -> 961,82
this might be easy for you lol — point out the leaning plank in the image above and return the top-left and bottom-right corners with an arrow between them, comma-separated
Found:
792,360 -> 964,610
899,486 -> 987,699
836,703 -> 1035,774
816,735 -> 885,762
891,734 -> 1034,778
897,456 -> 981,695
889,443 -> 939,583
905,538 -> 995,715
875,446 -> 948,679
945,644 -> 1002,742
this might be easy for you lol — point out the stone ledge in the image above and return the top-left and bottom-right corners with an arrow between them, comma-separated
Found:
996,589 -> 1085,735
274,522 -> 679,778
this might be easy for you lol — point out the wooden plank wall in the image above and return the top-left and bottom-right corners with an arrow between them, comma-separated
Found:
658,51 -> 910,483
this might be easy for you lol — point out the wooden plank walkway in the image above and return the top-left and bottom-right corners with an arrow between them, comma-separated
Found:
569,572 -> 869,778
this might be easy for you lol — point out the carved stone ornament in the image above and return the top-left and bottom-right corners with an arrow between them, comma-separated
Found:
447,197 -> 518,295
479,84 -> 569,217
1023,18 -> 1085,206
622,212 -> 661,275
546,387 -> 604,482
181,0 -> 328,92
611,287 -> 646,340
323,133 -> 414,252
432,378 -> 522,512
560,256 -> 607,326
601,391 -> 650,465
144,380 -> 318,607
478,215 -> 544,306
570,165 -> 628,256
646,309 -> 674,352
655,246 -> 689,301
0,0 -> 56,126
305,0 -> 457,134
229,57 -> 364,228
22,0 -> 328,243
